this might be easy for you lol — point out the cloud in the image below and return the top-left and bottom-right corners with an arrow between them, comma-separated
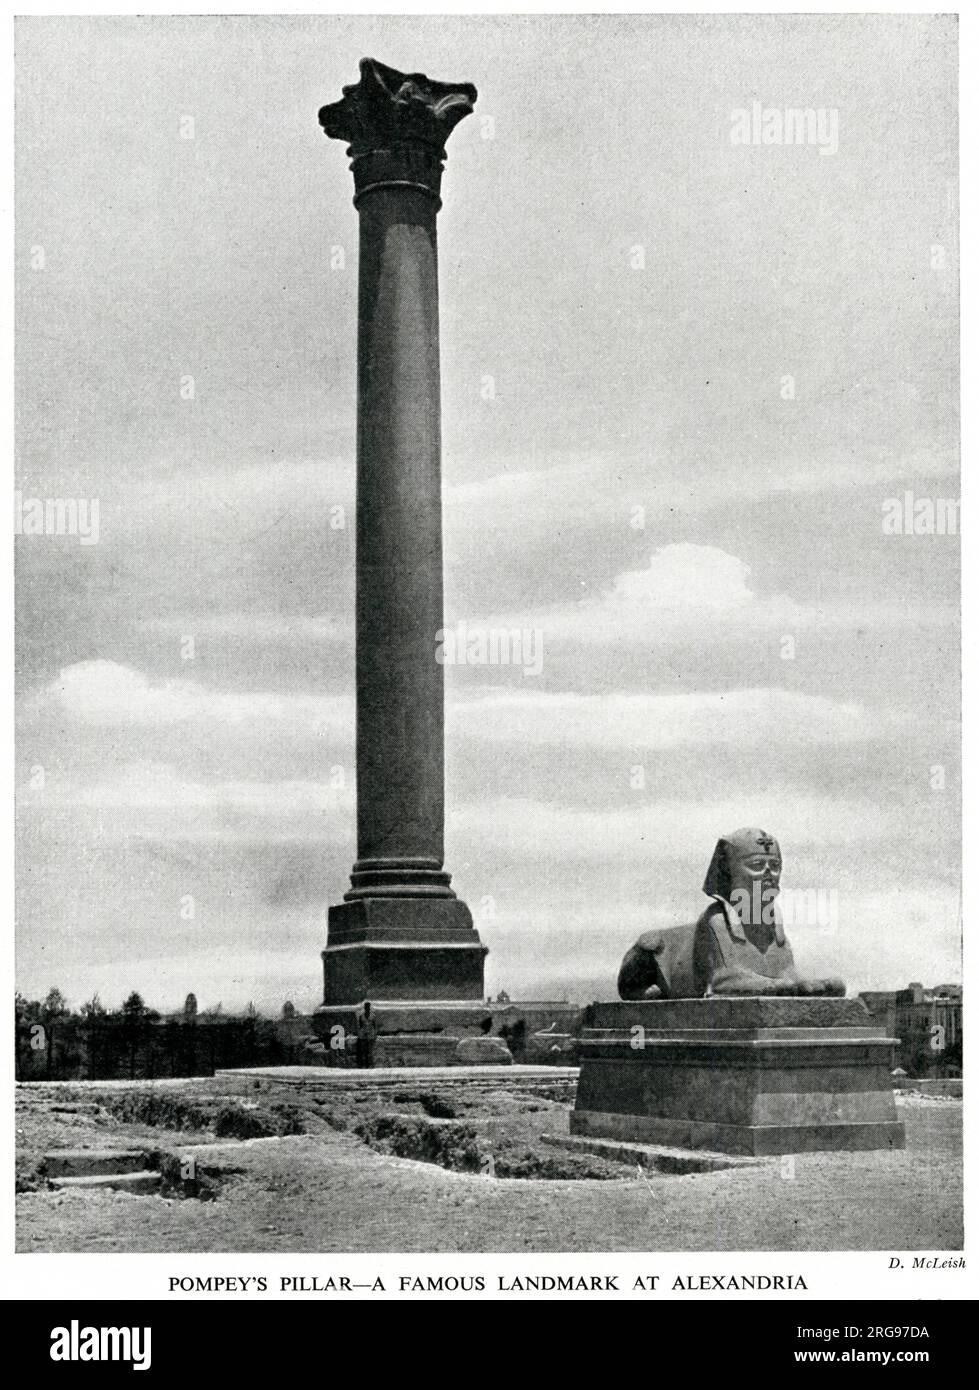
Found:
444,445 -> 958,542
451,686 -> 878,749
49,760 -> 350,814
136,614 -> 351,644
27,743 -> 902,861
466,542 -> 954,642
33,660 -> 352,736
451,793 -> 901,863
30,759 -> 354,844
35,660 -> 888,759
84,456 -> 355,541
608,543 -> 754,609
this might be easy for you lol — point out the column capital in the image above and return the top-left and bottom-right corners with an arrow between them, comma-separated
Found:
319,57 -> 477,207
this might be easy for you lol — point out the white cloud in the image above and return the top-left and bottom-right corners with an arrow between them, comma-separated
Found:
32,660 -> 894,768
609,543 -> 753,609
35,660 -> 352,736
33,759 -> 353,843
37,658 -> 891,763
54,760 -> 349,813
444,446 -> 958,541
136,614 -> 352,643
451,793 -> 901,864
465,542 -> 953,642
787,887 -> 961,993
450,686 -> 877,748
29,751 -> 899,862
96,456 -> 354,539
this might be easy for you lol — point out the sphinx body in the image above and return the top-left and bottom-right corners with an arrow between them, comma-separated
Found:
617,904 -> 838,998
618,828 -> 845,1000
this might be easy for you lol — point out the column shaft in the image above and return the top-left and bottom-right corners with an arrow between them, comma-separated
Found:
349,184 -> 450,898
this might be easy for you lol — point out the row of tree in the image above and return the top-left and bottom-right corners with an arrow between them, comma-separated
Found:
14,990 -> 307,1081
15,989 -> 300,1025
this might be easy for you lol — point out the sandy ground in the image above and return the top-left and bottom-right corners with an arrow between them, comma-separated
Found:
16,1078 -> 962,1253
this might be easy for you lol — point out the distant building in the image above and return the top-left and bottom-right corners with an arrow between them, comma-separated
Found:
860,982 -> 962,1077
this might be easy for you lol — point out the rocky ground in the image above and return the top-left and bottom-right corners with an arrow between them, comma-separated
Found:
16,1077 -> 962,1253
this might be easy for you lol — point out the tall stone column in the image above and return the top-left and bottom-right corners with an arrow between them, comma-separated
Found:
316,58 -> 487,1009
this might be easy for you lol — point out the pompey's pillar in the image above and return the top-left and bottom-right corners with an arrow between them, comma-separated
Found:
316,59 -> 487,1010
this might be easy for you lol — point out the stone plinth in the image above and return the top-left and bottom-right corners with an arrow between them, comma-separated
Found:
322,900 -> 486,1004
310,998 -> 583,1068
571,998 -> 905,1155
373,1034 -> 461,1068
311,999 -> 511,1067
314,999 -> 495,1034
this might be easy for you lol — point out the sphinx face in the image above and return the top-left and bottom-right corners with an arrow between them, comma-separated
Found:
729,848 -> 782,925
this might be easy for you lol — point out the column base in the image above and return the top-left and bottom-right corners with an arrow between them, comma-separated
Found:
571,998 -> 905,1156
321,898 -> 487,1004
344,856 -> 456,900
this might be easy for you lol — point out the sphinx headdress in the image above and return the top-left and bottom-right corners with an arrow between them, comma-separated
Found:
702,827 -> 783,944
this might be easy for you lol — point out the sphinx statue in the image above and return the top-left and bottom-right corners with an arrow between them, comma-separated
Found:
618,828 -> 845,999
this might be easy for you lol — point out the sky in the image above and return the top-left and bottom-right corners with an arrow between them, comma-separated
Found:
15,13 -> 959,1013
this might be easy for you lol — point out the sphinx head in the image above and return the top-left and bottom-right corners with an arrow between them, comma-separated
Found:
704,827 -> 782,928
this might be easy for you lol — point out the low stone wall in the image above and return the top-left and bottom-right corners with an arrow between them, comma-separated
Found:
893,1077 -> 962,1098
217,1064 -> 579,1104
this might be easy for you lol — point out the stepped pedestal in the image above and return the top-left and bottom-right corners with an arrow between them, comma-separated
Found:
571,998 -> 904,1155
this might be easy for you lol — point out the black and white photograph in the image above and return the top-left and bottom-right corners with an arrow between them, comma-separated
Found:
9,6 -> 969,1309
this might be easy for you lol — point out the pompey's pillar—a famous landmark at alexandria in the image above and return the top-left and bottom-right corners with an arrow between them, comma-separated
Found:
312,59 -> 495,1062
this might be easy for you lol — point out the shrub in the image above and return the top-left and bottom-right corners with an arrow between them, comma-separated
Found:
155,1151 -> 221,1201
355,1115 -> 482,1173
416,1092 -> 457,1119
212,1105 -> 278,1140
267,1102 -> 305,1135
493,1149 -> 626,1181
212,1102 -> 306,1140
100,1091 -> 211,1132
16,1161 -> 44,1193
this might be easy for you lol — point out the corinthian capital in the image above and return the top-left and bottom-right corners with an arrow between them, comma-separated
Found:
319,57 -> 477,158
